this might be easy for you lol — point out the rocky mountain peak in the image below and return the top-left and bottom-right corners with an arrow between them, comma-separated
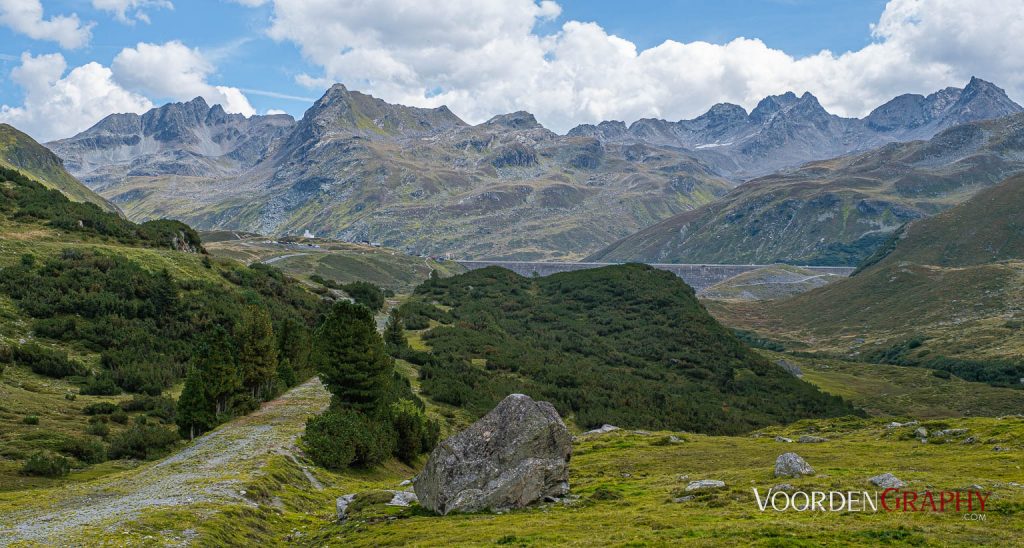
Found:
750,91 -> 800,123
484,111 -> 543,130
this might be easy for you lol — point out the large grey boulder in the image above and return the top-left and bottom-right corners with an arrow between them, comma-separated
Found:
774,452 -> 815,478
414,394 -> 572,515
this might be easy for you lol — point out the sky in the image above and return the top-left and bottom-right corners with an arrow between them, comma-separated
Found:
0,0 -> 1021,141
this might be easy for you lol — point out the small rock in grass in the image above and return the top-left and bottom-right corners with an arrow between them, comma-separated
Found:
386,490 -> 418,507
584,424 -> 620,436
672,496 -> 695,503
914,427 -> 928,439
869,473 -> 905,489
774,453 -> 815,478
336,494 -> 356,521
772,484 -> 796,492
797,436 -> 827,443
774,436 -> 793,443
685,480 -> 726,492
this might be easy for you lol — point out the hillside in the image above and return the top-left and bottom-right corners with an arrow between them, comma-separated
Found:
708,174 -> 1024,386
0,124 -> 116,214
699,264 -> 844,301
202,233 -> 464,292
398,264 -> 857,434
0,164 -> 326,490
591,112 -> 1024,266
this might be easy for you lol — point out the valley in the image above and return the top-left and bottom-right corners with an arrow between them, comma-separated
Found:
1,41 -> 1023,547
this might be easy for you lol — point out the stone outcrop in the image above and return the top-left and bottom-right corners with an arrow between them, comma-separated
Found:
774,453 -> 815,478
414,394 -> 572,515
869,473 -> 906,489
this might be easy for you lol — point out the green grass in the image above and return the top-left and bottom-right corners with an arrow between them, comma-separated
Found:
17,415 -> 1023,546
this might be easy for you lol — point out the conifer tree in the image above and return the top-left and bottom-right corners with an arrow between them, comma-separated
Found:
313,301 -> 392,412
383,311 -> 407,351
176,367 -> 214,440
278,316 -> 311,376
196,326 -> 240,417
236,305 -> 278,399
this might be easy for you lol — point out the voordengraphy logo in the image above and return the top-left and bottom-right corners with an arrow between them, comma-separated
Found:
753,488 -> 990,515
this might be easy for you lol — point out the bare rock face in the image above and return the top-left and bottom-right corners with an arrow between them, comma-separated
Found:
414,394 -> 572,515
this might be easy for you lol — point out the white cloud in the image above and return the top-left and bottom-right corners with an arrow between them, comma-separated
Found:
265,108 -> 287,115
0,0 -> 93,49
92,0 -> 173,24
0,52 -> 152,141
229,0 -> 269,6
111,41 -> 256,116
264,0 -> 1024,133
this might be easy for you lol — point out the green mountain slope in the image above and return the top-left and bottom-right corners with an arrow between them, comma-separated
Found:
716,174 -> 1024,385
590,113 -> 1024,266
0,165 -> 325,489
0,124 -> 117,214
400,264 -> 858,434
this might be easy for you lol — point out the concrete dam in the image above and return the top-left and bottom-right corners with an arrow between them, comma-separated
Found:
456,261 -> 855,291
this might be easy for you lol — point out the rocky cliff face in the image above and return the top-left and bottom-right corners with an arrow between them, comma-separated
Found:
47,97 -> 296,191
589,112 -> 1024,266
569,77 -> 1021,181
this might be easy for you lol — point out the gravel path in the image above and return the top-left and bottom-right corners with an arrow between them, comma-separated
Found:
0,378 -> 329,546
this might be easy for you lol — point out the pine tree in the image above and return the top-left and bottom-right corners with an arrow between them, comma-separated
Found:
236,305 -> 278,399
278,316 -> 311,376
196,326 -> 241,417
176,367 -> 214,440
383,311 -> 406,351
313,301 -> 392,413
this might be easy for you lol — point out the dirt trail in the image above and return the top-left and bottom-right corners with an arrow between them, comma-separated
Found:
0,378 -> 329,546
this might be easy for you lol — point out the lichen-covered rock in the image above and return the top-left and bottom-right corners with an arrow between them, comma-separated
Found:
414,394 -> 572,515
774,452 -> 815,478
797,435 -> 827,443
869,473 -> 906,489
685,479 -> 726,492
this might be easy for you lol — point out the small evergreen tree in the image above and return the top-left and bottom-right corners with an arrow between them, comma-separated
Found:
176,368 -> 215,440
383,311 -> 407,351
313,301 -> 392,413
236,305 -> 278,399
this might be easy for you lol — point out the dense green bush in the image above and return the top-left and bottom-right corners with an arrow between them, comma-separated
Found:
86,421 -> 109,437
407,265 -> 859,434
396,301 -> 452,330
12,343 -> 87,379
22,415 -> 39,425
107,420 -> 179,460
304,408 -> 394,469
83,402 -> 119,415
120,394 -> 176,423
60,437 -> 107,464
21,452 -> 71,477
342,281 -> 386,311
80,372 -> 121,396
389,399 -> 439,463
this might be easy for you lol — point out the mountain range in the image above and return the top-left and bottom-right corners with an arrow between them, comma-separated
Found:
46,78 -> 1021,260
590,111 -> 1024,266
